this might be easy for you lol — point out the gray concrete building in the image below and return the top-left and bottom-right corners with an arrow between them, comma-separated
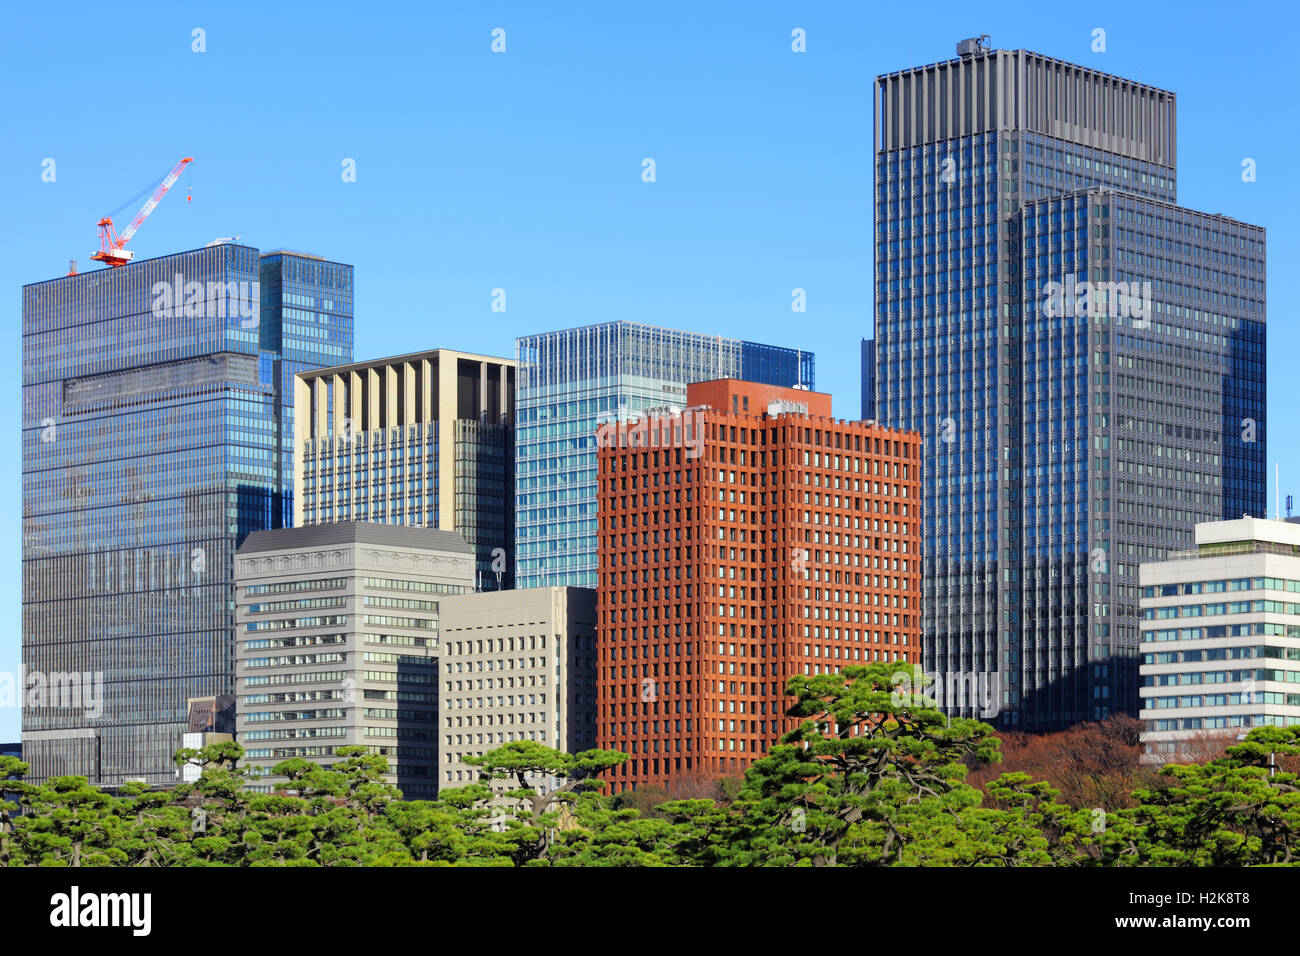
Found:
1139,517 -> 1300,763
234,522 -> 473,798
438,587 -> 597,790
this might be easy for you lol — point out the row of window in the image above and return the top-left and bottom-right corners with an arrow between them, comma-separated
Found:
1146,714 -> 1299,732
1146,692 -> 1300,709
1144,577 -> 1300,598
1146,600 -> 1300,620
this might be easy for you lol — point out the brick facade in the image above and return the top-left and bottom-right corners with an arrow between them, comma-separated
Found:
596,379 -> 922,791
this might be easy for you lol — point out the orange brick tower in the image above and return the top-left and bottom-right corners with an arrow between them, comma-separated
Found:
595,379 -> 922,792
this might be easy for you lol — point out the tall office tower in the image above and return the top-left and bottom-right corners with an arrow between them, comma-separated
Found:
235,523 -> 474,798
22,244 -> 354,784
259,251 -> 354,527
873,41 -> 1266,730
295,349 -> 516,590
438,587 -> 597,789
1138,517 -> 1300,764
595,378 -> 921,792
515,322 -> 816,589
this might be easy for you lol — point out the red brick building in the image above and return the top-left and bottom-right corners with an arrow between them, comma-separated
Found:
595,379 -> 922,792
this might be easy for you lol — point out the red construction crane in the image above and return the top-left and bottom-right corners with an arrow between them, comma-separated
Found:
90,156 -> 193,268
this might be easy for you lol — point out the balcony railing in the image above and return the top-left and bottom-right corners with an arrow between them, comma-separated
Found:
1164,540 -> 1300,560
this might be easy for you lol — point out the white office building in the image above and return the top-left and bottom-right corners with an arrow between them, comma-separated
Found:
1139,517 -> 1300,762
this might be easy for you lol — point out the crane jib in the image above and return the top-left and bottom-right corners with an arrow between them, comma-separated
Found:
119,162 -> 191,246
91,157 -> 193,264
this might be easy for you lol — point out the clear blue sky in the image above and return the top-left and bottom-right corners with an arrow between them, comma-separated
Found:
2,0 -> 1295,740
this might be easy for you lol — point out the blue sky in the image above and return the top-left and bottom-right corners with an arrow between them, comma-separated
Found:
2,0 -> 1295,740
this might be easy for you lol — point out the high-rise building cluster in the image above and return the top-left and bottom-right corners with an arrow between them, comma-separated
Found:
18,38 -> 1277,792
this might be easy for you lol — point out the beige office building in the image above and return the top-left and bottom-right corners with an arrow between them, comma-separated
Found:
294,349 -> 515,588
438,587 -> 598,789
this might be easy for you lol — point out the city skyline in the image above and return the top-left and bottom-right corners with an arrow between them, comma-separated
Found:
5,4 -> 1294,743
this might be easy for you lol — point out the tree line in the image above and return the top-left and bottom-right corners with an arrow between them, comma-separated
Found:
2,663 -> 1297,866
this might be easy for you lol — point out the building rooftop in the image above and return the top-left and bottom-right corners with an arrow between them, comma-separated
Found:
25,242 -> 262,289
296,347 -> 515,381
238,522 -> 472,555
1196,517 -> 1300,549
261,249 -> 337,262
1080,187 -> 1263,231
686,378 -> 834,418
876,46 -> 1176,97
516,319 -> 806,353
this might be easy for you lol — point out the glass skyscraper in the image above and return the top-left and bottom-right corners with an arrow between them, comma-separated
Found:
259,251 -> 355,527
872,44 -> 1266,730
515,321 -> 814,588
22,243 -> 352,783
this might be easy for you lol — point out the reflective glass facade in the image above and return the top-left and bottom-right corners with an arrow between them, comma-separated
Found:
873,49 -> 1265,729
22,244 -> 353,783
259,251 -> 355,526
1013,189 -> 1265,727
301,423 -> 440,526
454,419 -> 514,588
515,322 -> 814,588
860,338 -> 875,421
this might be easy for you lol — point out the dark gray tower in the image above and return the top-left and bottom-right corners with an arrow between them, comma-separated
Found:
872,42 -> 1266,730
